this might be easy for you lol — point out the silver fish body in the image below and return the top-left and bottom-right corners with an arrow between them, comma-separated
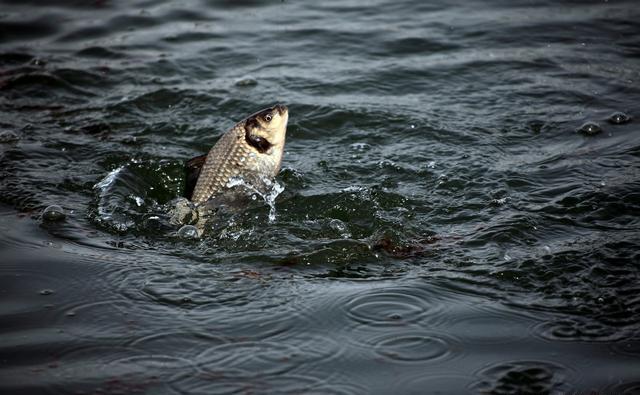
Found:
186,104 -> 288,206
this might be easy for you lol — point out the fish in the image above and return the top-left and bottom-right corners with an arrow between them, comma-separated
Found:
185,104 -> 289,206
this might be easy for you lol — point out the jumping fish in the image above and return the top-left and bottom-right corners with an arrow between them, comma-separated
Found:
185,104 -> 289,206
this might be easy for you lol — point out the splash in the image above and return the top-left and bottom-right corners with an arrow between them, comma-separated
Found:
94,166 -> 124,191
225,176 -> 285,223
93,166 -> 128,229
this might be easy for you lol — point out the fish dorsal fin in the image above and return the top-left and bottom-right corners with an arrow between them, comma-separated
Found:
184,154 -> 207,200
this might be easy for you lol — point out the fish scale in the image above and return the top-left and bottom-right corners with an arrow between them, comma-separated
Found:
188,105 -> 288,205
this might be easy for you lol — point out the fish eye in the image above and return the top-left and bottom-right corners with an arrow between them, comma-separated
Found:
264,114 -> 272,122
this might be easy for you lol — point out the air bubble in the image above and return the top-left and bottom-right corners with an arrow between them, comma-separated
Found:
42,205 -> 66,222
177,225 -> 199,239
607,111 -> 631,125
577,122 -> 602,136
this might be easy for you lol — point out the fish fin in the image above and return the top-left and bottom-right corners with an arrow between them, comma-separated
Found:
184,154 -> 207,200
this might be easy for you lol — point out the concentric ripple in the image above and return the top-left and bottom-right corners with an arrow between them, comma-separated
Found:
471,360 -> 574,395
344,286 -> 436,327
171,372 -> 366,395
393,374 -> 475,395
368,331 -> 454,363
2,0 -> 640,393
195,341 -> 301,377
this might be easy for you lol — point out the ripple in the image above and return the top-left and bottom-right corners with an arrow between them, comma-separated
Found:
602,380 -> 640,395
344,286 -> 435,327
2,0 -> 640,393
610,335 -> 640,358
270,332 -> 344,368
47,345 -> 175,395
128,331 -> 228,358
172,372 -> 365,395
394,374 -> 474,394
60,299 -> 161,341
446,305 -> 534,345
471,360 -> 573,395
139,270 -> 318,339
112,354 -> 194,372
368,331 -> 453,363
534,318 -> 623,342
196,341 -> 300,377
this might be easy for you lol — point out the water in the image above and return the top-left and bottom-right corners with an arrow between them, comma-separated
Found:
1,0 -> 640,393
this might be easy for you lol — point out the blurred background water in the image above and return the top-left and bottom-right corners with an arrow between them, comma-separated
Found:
1,0 -> 640,393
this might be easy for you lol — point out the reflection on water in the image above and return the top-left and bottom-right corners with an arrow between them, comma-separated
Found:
2,0 -> 640,393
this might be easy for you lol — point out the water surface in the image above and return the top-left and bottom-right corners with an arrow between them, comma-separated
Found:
1,0 -> 640,393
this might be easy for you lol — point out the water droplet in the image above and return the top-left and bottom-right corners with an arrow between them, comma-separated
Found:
42,205 -> 66,222
177,225 -> 199,239
133,196 -> 144,207
490,197 -> 508,206
607,111 -> 631,125
30,58 -> 46,66
266,181 -> 285,223
40,289 -> 54,296
226,175 -> 246,188
577,122 -> 602,136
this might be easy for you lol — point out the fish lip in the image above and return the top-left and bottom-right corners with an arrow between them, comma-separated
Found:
274,104 -> 288,114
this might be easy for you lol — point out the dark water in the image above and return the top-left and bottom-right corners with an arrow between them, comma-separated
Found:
2,0 -> 640,393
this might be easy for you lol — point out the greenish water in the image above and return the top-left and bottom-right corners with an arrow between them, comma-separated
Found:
1,0 -> 640,393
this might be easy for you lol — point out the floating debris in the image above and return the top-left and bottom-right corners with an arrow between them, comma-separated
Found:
42,205 -> 66,222
577,122 -> 602,136
607,111 -> 631,125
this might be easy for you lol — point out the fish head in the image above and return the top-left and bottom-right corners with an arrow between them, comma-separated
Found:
243,104 -> 288,153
